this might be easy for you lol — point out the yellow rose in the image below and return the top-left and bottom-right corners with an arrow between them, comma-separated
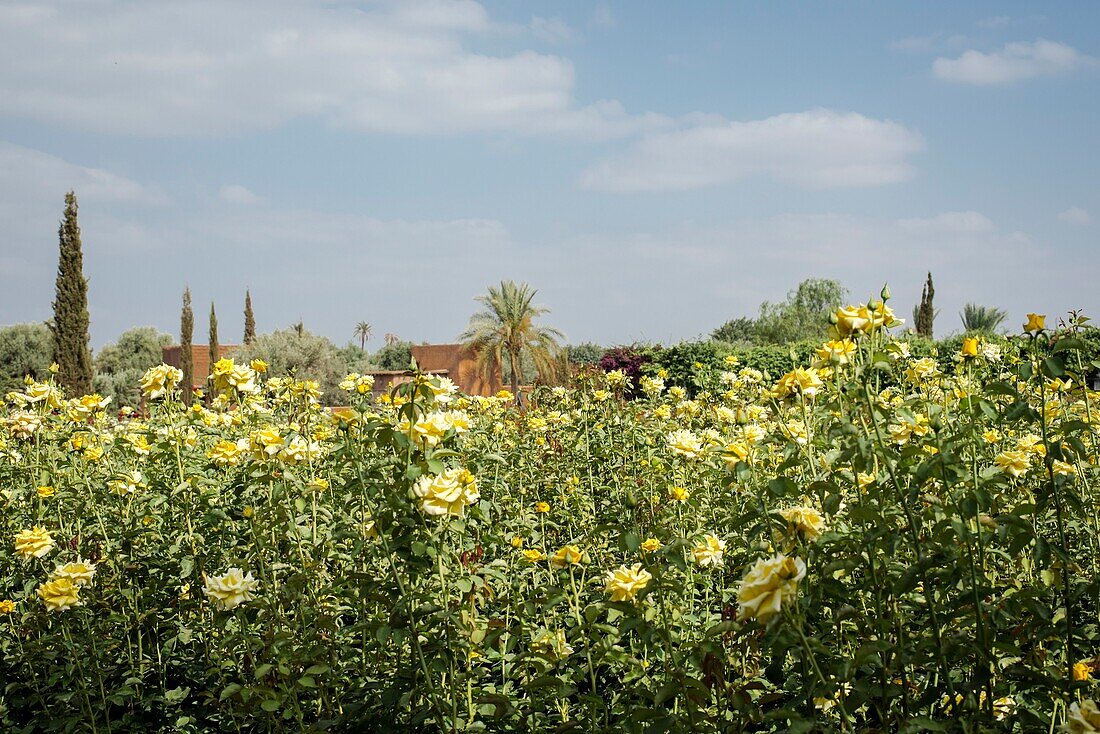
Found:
250,359 -> 268,374
778,506 -> 826,541
1075,661 -> 1093,681
51,559 -> 97,587
834,305 -> 870,336
960,337 -> 979,359
1025,313 -> 1046,332
994,450 -> 1031,478
641,538 -> 662,553
667,429 -> 704,459
203,568 -> 260,610
412,468 -> 480,517
15,526 -> 54,560
522,549 -> 545,563
691,535 -> 727,567
140,364 -> 184,399
737,553 -> 806,623
550,545 -> 583,568
604,563 -> 652,603
1063,700 -> 1100,733
0,599 -> 16,614
38,577 -> 82,611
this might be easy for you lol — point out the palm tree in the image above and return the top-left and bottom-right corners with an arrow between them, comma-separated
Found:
459,280 -> 564,402
960,303 -> 1007,333
384,332 -> 399,347
354,321 -> 373,350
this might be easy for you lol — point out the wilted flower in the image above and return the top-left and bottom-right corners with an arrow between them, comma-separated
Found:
737,554 -> 806,623
604,563 -> 652,602
203,568 -> 260,610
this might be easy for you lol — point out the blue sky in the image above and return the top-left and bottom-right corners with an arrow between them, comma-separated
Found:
0,1 -> 1096,349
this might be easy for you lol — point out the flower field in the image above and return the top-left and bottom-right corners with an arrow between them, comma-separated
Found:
4,302 -> 1100,732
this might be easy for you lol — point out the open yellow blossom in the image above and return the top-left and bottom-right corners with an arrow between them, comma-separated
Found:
38,577 -> 82,611
522,549 -> 545,563
412,468 -> 480,517
550,545 -> 583,568
250,359 -> 268,373
203,568 -> 260,610
641,538 -> 662,553
857,472 -> 876,490
960,337 -> 979,359
604,563 -> 652,602
669,486 -> 690,502
737,553 -> 806,623
815,339 -> 857,366
52,559 -> 96,586
1063,700 -> 1100,733
1054,460 -> 1078,477
15,526 -> 54,560
692,535 -> 727,567
834,305 -> 870,336
994,450 -> 1031,478
774,367 -> 824,399
0,599 -> 15,614
777,506 -> 826,541
140,364 -> 183,399
1075,661 -> 1092,681
982,429 -> 1001,444
534,501 -> 550,513
667,429 -> 704,459
1025,313 -> 1046,332
36,485 -> 56,498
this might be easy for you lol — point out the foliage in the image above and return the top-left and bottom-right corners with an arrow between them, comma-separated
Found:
0,323 -> 53,394
370,340 -> 413,372
915,271 -> 936,338
49,190 -> 93,395
596,346 -> 651,394
354,322 -> 373,351
181,288 -> 195,406
92,327 -> 173,408
233,328 -> 355,405
460,280 -> 564,398
243,291 -> 256,346
566,343 -> 606,366
710,316 -> 759,345
209,302 -> 220,376
0,308 -> 1097,731
961,302 -> 1008,333
754,277 -> 847,344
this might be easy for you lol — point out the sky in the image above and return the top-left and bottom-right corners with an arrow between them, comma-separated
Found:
0,1 -> 1097,350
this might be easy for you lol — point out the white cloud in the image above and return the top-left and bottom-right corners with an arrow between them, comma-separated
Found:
933,39 -> 1095,84
579,109 -> 923,192
1058,206 -> 1093,225
219,184 -> 264,206
978,16 -> 1011,29
0,0 -> 661,138
0,142 -> 164,207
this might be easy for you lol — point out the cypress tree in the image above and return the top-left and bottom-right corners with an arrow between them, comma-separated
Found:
180,288 -> 194,406
209,302 -> 220,378
243,290 -> 256,345
49,190 -> 94,396
916,272 -> 935,338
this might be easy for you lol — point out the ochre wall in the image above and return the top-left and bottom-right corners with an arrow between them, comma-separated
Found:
411,344 -> 502,397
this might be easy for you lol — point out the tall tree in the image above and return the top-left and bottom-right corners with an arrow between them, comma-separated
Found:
181,288 -> 194,405
49,191 -> 94,395
354,321 -> 373,350
459,280 -> 564,402
243,290 -> 256,345
961,303 -> 1007,334
209,302 -> 220,378
915,272 -> 935,338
